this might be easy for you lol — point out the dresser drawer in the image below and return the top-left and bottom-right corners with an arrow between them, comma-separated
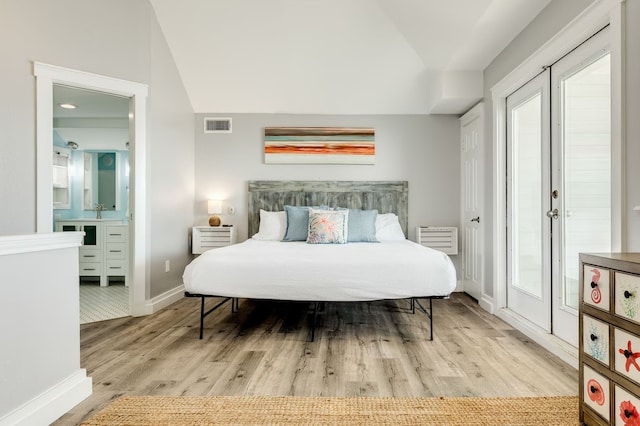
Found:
584,315 -> 610,366
106,243 -> 126,259
584,364 -> 610,422
615,385 -> 640,425
615,272 -> 640,323
584,265 -> 610,311
614,327 -> 640,386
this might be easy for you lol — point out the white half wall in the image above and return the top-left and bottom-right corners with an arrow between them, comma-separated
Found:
0,233 -> 91,425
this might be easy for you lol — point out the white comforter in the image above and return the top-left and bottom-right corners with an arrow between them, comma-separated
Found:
183,239 -> 457,301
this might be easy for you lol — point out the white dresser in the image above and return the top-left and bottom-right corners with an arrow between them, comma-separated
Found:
56,220 -> 129,286
579,253 -> 640,425
192,226 -> 236,254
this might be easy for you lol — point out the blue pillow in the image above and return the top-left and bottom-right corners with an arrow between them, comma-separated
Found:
347,209 -> 379,242
282,205 -> 328,241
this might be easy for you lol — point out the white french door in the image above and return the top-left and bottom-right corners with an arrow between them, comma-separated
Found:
507,71 -> 552,332
506,28 -> 611,345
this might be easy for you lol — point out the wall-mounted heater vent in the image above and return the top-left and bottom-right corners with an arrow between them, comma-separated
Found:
204,117 -> 232,133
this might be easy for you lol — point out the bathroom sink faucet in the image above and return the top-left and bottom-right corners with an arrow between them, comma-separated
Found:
95,203 -> 106,219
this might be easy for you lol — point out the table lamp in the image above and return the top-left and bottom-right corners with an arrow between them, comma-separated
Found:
208,200 -> 222,226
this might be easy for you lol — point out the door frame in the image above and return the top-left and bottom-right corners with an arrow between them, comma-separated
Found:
487,0 -> 624,367
34,62 -> 149,316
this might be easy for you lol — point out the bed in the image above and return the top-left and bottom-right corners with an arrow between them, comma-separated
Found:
183,180 -> 457,341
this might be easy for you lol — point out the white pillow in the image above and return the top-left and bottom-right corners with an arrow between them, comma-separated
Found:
375,213 -> 406,241
252,210 -> 286,241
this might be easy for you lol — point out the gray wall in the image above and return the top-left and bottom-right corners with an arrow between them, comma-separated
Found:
194,113 -> 462,274
0,0 -> 194,298
482,0 -> 640,297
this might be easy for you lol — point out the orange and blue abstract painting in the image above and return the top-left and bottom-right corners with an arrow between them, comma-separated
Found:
264,127 -> 375,164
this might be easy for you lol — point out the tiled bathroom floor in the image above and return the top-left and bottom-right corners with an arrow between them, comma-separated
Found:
79,280 -> 129,324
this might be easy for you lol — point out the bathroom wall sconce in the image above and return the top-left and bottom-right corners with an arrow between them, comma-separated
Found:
208,199 -> 223,226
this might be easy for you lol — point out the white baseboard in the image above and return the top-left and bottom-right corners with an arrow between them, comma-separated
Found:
496,308 -> 578,369
0,369 -> 92,426
143,284 -> 185,314
479,294 -> 495,314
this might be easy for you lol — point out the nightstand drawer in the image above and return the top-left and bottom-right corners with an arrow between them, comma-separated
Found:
584,365 -> 610,422
615,272 -> 640,323
192,226 -> 236,254
584,265 -> 610,311
584,315 -> 610,366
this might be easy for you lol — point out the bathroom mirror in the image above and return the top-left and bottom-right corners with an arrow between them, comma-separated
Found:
83,151 -> 119,211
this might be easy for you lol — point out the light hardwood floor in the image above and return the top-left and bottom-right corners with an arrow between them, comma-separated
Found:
55,293 -> 577,425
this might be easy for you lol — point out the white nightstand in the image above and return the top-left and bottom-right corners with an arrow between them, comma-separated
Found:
192,226 -> 236,254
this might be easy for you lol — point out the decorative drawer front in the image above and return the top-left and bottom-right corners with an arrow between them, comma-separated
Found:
615,385 -> 640,426
584,365 -> 610,421
106,259 -> 127,275
106,243 -> 126,259
584,265 -> 610,311
105,226 -> 127,243
614,328 -> 640,385
615,272 -> 640,323
79,262 -> 103,275
583,315 -> 610,366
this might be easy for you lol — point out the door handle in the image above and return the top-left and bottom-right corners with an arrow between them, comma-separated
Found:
546,209 -> 559,220
470,217 -> 480,223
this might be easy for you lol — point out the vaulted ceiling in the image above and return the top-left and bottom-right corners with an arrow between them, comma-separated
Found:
149,0 -> 551,115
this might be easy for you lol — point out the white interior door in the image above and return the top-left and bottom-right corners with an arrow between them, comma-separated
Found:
460,103 -> 484,300
551,29 -> 611,347
506,70 -> 551,332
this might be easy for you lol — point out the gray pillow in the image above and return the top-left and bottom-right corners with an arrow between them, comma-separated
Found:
282,205 -> 327,241
347,209 -> 379,242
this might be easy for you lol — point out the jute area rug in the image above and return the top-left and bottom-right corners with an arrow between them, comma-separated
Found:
81,395 -> 579,425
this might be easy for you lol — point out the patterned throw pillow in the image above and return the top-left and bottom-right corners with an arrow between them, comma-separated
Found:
307,208 -> 349,244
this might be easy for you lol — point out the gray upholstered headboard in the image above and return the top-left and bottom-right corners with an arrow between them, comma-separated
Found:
247,181 -> 408,237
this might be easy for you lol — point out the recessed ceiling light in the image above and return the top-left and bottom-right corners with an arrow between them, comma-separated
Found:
58,103 -> 78,109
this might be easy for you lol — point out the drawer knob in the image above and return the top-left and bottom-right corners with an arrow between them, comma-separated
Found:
590,281 -> 598,288
590,334 -> 598,341
625,290 -> 634,299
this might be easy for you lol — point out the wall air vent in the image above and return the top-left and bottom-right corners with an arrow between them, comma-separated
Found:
204,117 -> 232,133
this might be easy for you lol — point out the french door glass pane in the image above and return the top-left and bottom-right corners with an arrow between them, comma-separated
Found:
562,53 -> 611,310
513,93 -> 543,298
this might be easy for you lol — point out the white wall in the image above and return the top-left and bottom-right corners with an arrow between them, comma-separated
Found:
0,0 -> 194,299
0,233 -> 90,425
193,113 -> 462,274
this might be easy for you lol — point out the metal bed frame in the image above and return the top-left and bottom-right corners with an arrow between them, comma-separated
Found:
185,292 -> 446,342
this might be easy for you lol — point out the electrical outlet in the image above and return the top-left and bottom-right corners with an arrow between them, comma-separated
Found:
165,260 -> 170,272
228,206 -> 235,215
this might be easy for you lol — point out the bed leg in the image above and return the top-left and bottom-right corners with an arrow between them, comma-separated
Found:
310,302 -> 318,342
411,298 -> 416,314
429,297 -> 433,341
199,297 -> 205,340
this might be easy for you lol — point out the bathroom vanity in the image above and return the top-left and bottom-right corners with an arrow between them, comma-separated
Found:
55,219 -> 128,287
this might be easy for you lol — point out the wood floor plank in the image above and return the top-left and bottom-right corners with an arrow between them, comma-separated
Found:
54,293 -> 578,425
